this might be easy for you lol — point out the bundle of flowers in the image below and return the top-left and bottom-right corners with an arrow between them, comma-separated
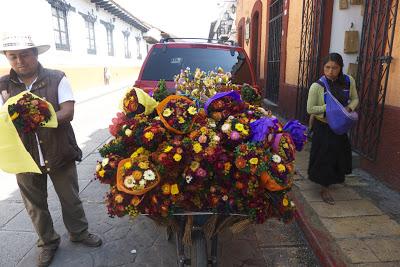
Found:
219,114 -> 251,147
271,132 -> 296,163
95,67 -> 307,226
151,137 -> 190,179
99,137 -> 129,158
8,93 -> 52,133
175,67 -> 233,102
204,91 -> 247,123
116,155 -> 160,195
122,88 -> 144,116
156,95 -> 198,134
95,154 -> 123,185
234,142 -> 269,175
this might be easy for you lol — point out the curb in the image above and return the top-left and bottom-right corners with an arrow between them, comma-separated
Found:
291,186 -> 348,267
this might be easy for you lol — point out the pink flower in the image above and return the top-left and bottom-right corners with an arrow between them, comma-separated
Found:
196,167 -> 207,178
230,131 -> 240,140
198,135 -> 207,144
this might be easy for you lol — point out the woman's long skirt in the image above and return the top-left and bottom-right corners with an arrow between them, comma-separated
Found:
308,119 -> 352,187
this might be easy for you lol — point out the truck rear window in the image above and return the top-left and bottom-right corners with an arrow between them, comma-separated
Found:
141,47 -> 253,85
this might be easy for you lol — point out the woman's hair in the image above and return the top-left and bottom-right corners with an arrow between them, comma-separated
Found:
322,52 -> 347,85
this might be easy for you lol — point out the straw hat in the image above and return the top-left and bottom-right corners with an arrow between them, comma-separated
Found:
0,33 -> 50,54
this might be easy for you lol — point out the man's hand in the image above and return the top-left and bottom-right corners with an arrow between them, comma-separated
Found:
56,101 -> 74,124
1,90 -> 10,102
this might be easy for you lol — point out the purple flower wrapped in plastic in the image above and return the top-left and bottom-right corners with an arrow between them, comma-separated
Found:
283,120 -> 307,151
250,117 -> 279,142
204,91 -> 242,113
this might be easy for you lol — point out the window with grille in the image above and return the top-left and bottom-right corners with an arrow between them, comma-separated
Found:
123,32 -> 131,58
106,28 -> 114,56
85,20 -> 96,54
52,6 -> 70,50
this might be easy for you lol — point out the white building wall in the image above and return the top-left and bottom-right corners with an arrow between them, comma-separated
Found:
329,0 -> 364,74
0,0 -> 148,68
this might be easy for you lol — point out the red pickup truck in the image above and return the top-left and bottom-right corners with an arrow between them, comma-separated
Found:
134,39 -> 258,94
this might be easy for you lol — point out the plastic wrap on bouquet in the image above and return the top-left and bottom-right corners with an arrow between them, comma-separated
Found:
0,91 -> 58,174
116,156 -> 161,195
156,95 -> 198,134
120,87 -> 158,116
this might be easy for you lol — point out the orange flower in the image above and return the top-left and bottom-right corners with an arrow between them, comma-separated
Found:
162,183 -> 171,195
235,157 -> 246,169
130,196 -> 142,206
132,170 -> 143,181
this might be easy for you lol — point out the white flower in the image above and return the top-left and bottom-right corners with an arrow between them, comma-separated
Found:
222,195 -> 228,201
272,154 -> 282,163
209,120 -> 217,128
139,179 -> 147,186
124,175 -> 136,188
101,158 -> 109,167
213,135 -> 220,142
143,170 -> 156,181
95,163 -> 102,172
125,129 -> 133,137
228,115 -> 234,120
186,175 -> 193,184
221,123 -> 231,133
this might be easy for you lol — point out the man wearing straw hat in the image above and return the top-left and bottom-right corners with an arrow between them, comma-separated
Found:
0,34 -> 102,267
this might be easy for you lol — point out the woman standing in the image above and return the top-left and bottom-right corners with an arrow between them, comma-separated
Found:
307,53 -> 359,204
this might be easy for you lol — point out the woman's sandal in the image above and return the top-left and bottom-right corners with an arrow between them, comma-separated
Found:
320,190 -> 335,205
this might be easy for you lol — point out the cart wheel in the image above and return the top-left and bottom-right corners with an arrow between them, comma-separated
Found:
190,231 -> 208,267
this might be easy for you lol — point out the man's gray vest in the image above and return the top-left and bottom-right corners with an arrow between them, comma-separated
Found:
0,64 -> 82,173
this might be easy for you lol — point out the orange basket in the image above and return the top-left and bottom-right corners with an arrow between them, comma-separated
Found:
155,95 -> 196,135
116,157 -> 161,195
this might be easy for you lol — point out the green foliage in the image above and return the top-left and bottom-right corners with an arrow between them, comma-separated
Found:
241,84 -> 261,105
153,80 -> 171,102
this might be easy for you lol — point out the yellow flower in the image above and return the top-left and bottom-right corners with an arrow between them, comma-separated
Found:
164,145 -> 173,152
115,194 -> 124,204
98,169 -> 105,178
144,131 -> 154,140
190,161 -> 200,171
249,158 -> 259,165
124,161 -> 132,169
138,161 -> 149,169
277,164 -> 286,173
193,143 -> 203,153
283,143 -> 289,149
283,198 -> 289,207
171,184 -> 179,195
224,162 -> 232,172
131,147 -> 145,158
235,123 -> 244,132
200,127 -> 208,134
173,153 -> 182,162
178,117 -> 185,124
242,129 -> 249,135
163,108 -> 172,117
10,112 -> 19,120
187,106 -> 197,115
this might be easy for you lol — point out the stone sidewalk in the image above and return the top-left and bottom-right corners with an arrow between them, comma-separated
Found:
292,143 -> 400,266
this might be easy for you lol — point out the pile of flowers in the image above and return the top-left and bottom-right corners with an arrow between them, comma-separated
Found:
95,69 -> 307,224
8,93 -> 52,133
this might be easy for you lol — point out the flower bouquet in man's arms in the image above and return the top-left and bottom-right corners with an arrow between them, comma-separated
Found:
8,92 -> 57,133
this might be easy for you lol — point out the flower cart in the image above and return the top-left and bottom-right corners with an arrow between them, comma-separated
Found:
95,68 -> 307,266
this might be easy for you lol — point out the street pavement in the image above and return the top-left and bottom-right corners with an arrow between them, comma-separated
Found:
0,83 -> 319,266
